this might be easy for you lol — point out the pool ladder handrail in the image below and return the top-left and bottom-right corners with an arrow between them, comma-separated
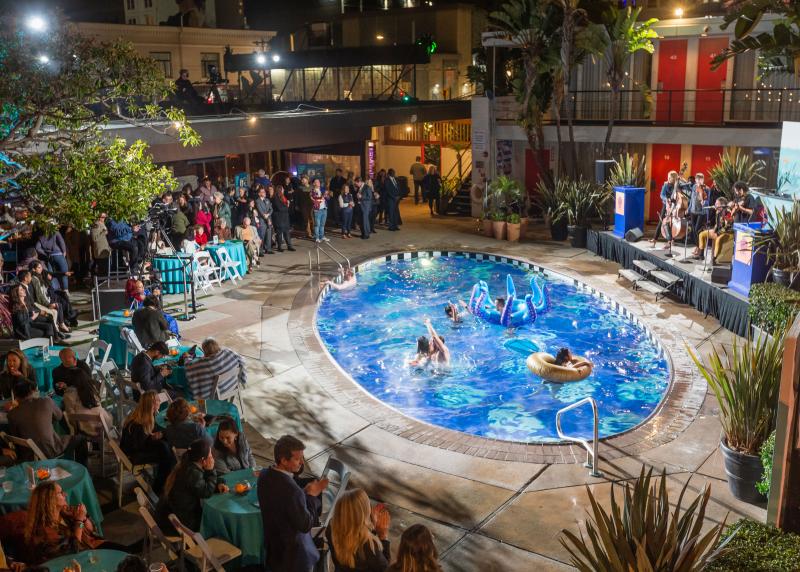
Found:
315,243 -> 344,275
555,397 -> 603,478
320,241 -> 351,270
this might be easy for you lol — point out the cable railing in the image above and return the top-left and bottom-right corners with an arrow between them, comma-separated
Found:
555,397 -> 603,478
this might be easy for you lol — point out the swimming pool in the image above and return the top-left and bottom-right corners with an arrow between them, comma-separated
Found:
315,252 -> 671,443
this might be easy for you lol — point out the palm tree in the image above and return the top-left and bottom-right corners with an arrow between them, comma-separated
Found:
601,5 -> 658,156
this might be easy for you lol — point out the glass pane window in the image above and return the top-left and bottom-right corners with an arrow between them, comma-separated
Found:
201,53 -> 220,79
150,52 -> 172,78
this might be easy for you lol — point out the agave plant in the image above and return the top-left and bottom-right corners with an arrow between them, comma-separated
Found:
760,200 -> 800,280
607,153 -> 646,188
709,150 -> 765,200
534,180 -> 563,223
561,467 -> 727,572
554,178 -> 612,227
688,331 -> 784,455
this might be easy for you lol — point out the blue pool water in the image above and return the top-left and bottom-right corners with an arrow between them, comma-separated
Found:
316,254 -> 670,443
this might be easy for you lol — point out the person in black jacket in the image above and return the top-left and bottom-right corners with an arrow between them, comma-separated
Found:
155,438 -> 226,533
130,341 -> 172,396
255,186 -> 275,255
257,435 -> 328,572
8,284 -> 60,342
422,166 -> 442,217
272,186 -> 296,252
51,348 -> 93,392
120,390 -> 176,494
326,488 -> 391,572
384,170 -> 401,231
132,296 -> 171,349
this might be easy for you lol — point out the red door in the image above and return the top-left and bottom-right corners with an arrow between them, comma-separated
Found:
690,145 -> 723,185
525,148 -> 551,204
656,40 -> 688,124
695,37 -> 729,123
649,144 -> 682,221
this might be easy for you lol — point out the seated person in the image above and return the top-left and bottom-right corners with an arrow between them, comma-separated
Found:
126,278 -> 147,308
213,417 -> 256,474
28,260 -> 70,335
193,225 -> 209,249
163,398 -> 210,450
155,438 -> 227,533
214,218 -> 233,241
9,283 -> 62,343
0,349 -> 35,399
8,381 -> 88,465
130,341 -> 172,395
234,216 -> 261,268
132,295 -> 171,349
185,338 -> 247,399
22,481 -> 127,564
553,347 -> 592,369
444,300 -> 468,323
120,390 -> 176,494
62,369 -> 113,437
321,268 -> 357,291
326,488 -> 391,572
693,198 -> 734,261
51,348 -> 93,393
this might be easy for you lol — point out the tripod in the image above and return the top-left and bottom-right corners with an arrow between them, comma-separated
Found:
141,221 -> 197,322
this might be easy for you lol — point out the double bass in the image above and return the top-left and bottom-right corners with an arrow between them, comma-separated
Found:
661,162 -> 689,241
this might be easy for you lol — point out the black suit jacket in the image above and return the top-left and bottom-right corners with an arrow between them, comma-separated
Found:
130,352 -> 165,393
257,467 -> 321,572
385,177 -> 400,200
132,307 -> 170,349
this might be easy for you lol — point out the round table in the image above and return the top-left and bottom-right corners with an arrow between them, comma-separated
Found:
42,549 -> 129,572
0,460 -> 104,534
206,240 -> 249,279
155,398 -> 241,437
153,254 -> 196,294
200,468 -> 263,567
98,310 -> 131,367
23,345 -> 66,392
153,345 -> 205,398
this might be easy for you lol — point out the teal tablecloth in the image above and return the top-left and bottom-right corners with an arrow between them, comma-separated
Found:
42,549 -> 128,572
153,254 -> 195,294
201,468 -> 263,567
0,460 -> 104,534
23,345 -> 66,392
153,345 -> 204,397
206,240 -> 249,279
99,310 -> 131,367
155,398 -> 241,438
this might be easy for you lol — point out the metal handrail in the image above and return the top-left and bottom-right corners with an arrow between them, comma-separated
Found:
315,242 -> 344,275
555,397 -> 603,478
322,241 -> 351,270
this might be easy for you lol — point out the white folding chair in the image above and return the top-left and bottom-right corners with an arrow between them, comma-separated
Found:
212,363 -> 246,422
193,251 -> 223,291
102,416 -> 157,508
319,456 -> 351,527
86,340 -> 113,376
169,513 -> 241,572
121,328 -> 144,370
63,411 -> 112,477
1,432 -> 47,461
136,487 -> 181,563
215,246 -> 243,284
18,338 -> 51,353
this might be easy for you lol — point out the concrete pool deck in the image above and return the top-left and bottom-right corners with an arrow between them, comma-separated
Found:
170,203 -> 766,571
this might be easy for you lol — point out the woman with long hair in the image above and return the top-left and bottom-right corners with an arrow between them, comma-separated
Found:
387,524 -> 441,572
212,417 -> 256,474
163,397 -> 209,450
155,438 -> 225,533
271,185 -> 295,252
326,488 -> 391,572
120,390 -> 175,493
23,481 -> 126,563
0,349 -> 34,399
9,283 -> 59,342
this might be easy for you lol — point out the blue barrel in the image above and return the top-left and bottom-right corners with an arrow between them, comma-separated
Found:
612,186 -> 646,238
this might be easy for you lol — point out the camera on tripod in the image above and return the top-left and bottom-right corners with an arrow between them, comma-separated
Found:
146,202 -> 178,230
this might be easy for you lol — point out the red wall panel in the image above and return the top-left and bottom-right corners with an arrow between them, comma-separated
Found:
649,144 -> 683,221
656,40 -> 688,123
696,37 -> 729,123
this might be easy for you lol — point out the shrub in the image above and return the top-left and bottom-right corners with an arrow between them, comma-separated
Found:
757,431 -> 776,497
749,283 -> 800,334
506,213 -> 521,224
707,520 -> 800,572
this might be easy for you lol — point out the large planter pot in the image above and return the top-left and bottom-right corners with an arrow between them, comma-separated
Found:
772,268 -> 790,287
506,222 -> 521,242
567,225 -> 588,249
519,217 -> 529,238
720,439 -> 767,504
482,218 -> 493,237
550,219 -> 568,241
492,220 -> 507,240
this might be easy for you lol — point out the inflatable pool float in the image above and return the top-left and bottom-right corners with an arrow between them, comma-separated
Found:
526,352 -> 592,383
468,275 -> 549,328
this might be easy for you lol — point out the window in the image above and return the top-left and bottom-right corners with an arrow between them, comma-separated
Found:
128,18 -> 137,25
126,0 -> 135,9
201,53 -> 220,79
144,0 -> 152,6
150,52 -> 172,78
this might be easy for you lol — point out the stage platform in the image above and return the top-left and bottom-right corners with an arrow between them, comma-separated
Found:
587,230 -> 750,338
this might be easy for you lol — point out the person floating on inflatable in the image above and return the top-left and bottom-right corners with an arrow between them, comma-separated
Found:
527,347 -> 593,383
468,275 -> 549,328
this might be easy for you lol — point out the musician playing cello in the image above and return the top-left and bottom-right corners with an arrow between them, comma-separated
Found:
651,170 -> 678,248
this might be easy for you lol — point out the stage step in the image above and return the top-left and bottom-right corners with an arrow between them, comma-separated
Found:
650,270 -> 683,287
637,280 -> 670,300
633,260 -> 658,273
618,268 -> 644,284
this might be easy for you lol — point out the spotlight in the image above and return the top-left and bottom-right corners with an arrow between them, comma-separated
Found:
674,7 -> 684,17
405,125 -> 413,132
249,116 -> 257,124
26,15 -> 46,32
173,121 -> 183,129
376,34 -> 385,41
272,54 -> 280,63
37,54 -> 49,64
256,53 -> 267,65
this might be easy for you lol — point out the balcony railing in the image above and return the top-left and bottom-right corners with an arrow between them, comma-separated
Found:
494,88 -> 800,127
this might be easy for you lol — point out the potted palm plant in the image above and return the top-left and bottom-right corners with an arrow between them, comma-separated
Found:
760,200 -> 800,289
608,153 -> 647,238
555,179 -> 610,248
506,213 -> 521,242
689,331 -> 784,503
709,150 -> 765,200
534,180 -> 568,241
488,176 -> 523,240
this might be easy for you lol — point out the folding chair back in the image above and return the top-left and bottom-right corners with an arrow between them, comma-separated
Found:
121,328 -> 144,369
319,456 -> 351,527
18,338 -> 50,352
138,504 -> 180,561
216,246 -> 242,283
1,431 -> 47,461
212,363 -> 246,422
105,422 -> 157,507
169,513 -> 241,572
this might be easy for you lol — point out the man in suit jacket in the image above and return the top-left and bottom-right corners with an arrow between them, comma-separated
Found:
255,186 -> 274,255
132,295 -> 171,349
384,169 -> 401,231
130,341 -> 172,395
354,177 -> 373,240
257,435 -> 328,572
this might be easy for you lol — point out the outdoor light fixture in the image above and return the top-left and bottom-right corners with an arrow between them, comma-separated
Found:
674,7 -> 684,17
249,116 -> 257,124
376,34 -> 385,40
405,125 -> 413,132
26,15 -> 46,32
37,54 -> 49,64
256,53 -> 267,65
272,54 -> 280,63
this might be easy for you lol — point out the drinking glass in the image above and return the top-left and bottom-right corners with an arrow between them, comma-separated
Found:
149,563 -> 166,572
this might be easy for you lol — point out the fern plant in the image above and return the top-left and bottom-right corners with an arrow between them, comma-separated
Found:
561,467 -> 728,572
709,150 -> 765,200
608,153 -> 646,188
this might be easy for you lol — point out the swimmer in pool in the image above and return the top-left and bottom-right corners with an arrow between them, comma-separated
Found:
321,268 -> 357,291
494,297 -> 506,313
444,300 -> 469,323
554,347 -> 592,370
410,319 -> 451,367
